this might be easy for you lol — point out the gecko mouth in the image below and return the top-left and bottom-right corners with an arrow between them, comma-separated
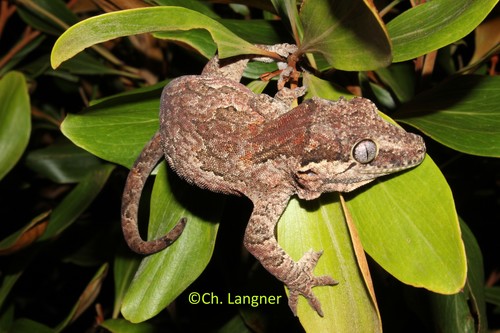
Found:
359,154 -> 426,175
337,162 -> 413,177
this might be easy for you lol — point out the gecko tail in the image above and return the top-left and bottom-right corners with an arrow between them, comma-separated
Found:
121,131 -> 187,255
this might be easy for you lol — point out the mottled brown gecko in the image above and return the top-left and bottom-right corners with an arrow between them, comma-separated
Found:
121,44 -> 426,316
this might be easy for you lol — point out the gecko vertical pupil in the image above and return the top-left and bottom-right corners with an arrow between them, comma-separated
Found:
352,139 -> 377,163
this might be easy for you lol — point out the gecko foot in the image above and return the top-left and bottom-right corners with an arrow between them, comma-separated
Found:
287,250 -> 338,317
275,85 -> 307,105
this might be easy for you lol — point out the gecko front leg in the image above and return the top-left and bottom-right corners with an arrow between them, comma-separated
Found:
243,192 -> 338,316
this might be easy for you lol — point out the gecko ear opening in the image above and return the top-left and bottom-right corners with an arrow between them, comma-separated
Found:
293,165 -> 325,200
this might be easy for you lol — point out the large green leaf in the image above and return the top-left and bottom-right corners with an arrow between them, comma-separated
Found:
0,72 -> 31,181
388,0 -> 499,62
154,19 -> 287,59
299,0 -> 391,70
25,140 -> 102,183
61,87 -> 163,168
346,155 -> 466,294
51,7 -> 270,69
279,195 -> 381,332
121,163 -> 221,322
396,75 -> 500,157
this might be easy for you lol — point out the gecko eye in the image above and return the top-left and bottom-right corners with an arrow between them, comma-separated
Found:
352,139 -> 378,164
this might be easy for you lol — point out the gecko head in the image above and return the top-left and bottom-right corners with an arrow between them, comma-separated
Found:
292,97 -> 426,199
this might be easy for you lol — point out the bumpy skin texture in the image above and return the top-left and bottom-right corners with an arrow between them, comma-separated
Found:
121,47 -> 426,317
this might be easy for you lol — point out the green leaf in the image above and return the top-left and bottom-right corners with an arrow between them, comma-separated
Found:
429,292 -> 476,333
51,7 -> 270,69
303,72 -> 354,100
461,219 -> 487,332
0,304 -> 14,332
0,165 -> 113,311
366,81 -> 396,111
396,75 -> 500,157
346,155 -> 467,294
299,0 -> 391,70
154,29 -> 216,59
0,211 -> 49,255
61,232 -> 110,267
388,0 -> 499,62
154,19 -> 286,58
278,195 -> 381,332
16,0 -> 79,35
271,0 -> 303,42
40,164 -> 115,240
485,287 -> 500,307
112,254 -> 141,319
153,0 -> 220,19
55,264 -> 109,332
0,248 -> 36,309
8,318 -> 53,333
61,88 -> 162,168
25,140 -> 102,183
89,80 -> 167,106
427,220 -> 486,333
0,35 -> 46,77
121,163 -> 221,322
246,80 -> 269,95
59,53 -> 139,77
220,19 -> 286,45
100,318 -> 156,333
0,72 -> 31,181
374,63 -> 416,104
243,61 -> 280,80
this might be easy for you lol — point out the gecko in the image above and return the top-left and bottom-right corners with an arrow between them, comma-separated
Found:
121,44 -> 426,317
